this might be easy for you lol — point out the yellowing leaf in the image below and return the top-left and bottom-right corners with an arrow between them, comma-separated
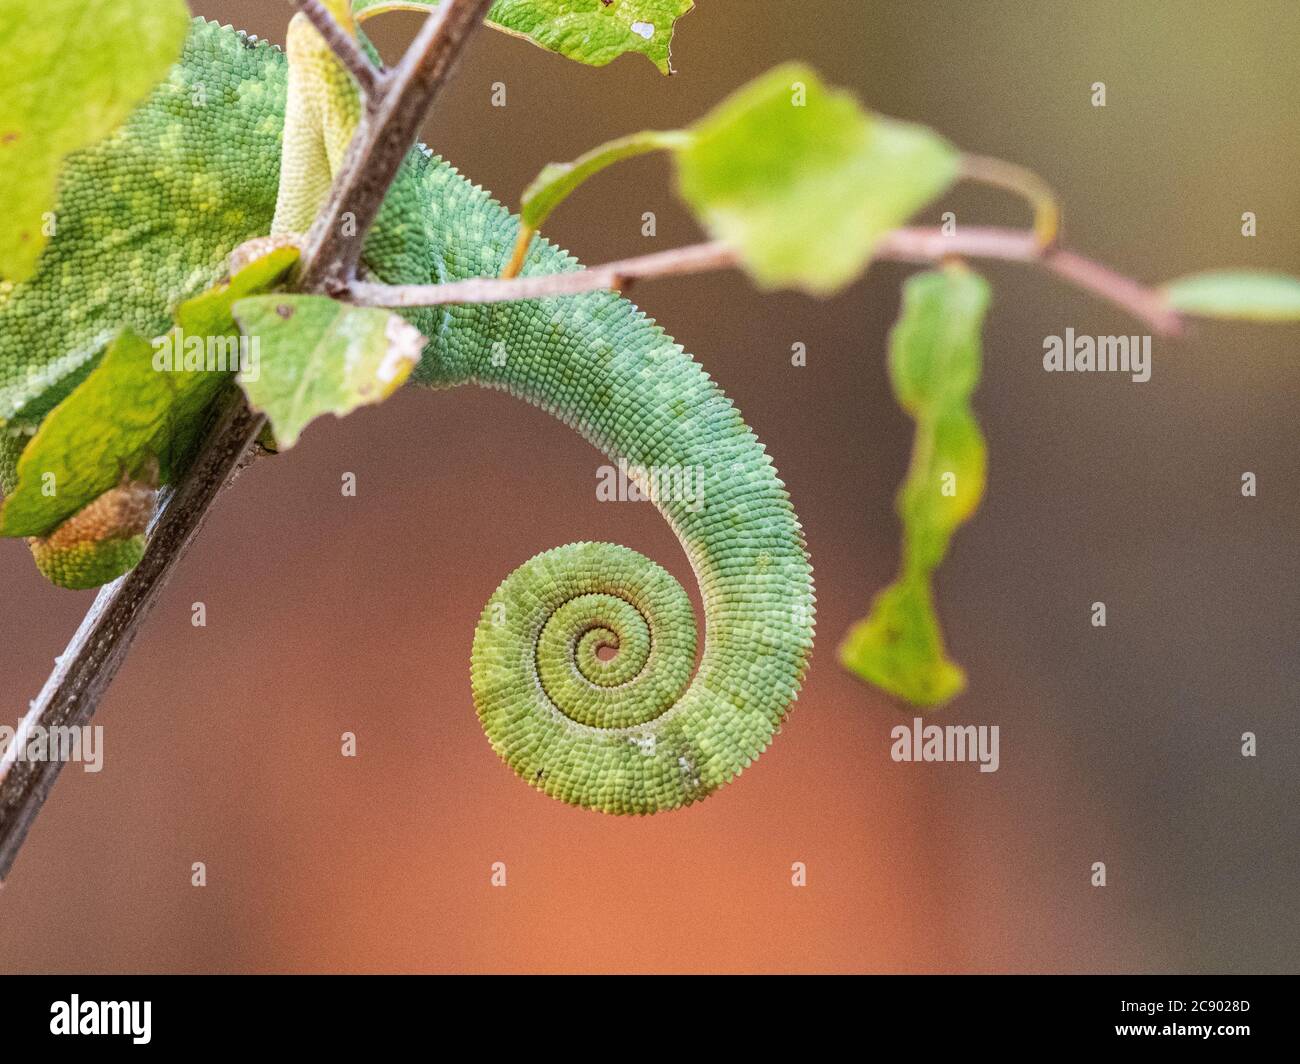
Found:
232,295 -> 425,449
0,0 -> 191,281
676,63 -> 959,295
353,0 -> 692,74
898,407 -> 986,575
839,578 -> 967,708
1163,270 -> 1300,322
840,267 -> 990,707
28,473 -> 156,590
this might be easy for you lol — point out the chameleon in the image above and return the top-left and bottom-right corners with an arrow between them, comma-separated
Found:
0,6 -> 815,813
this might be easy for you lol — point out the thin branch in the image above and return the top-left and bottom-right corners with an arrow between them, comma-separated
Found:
880,224 -> 1042,262
0,392 -> 266,882
0,0 -> 494,883
876,227 -> 1184,335
345,225 -> 1185,336
297,0 -> 494,292
350,240 -> 742,305
291,0 -> 386,100
1040,248 -> 1184,336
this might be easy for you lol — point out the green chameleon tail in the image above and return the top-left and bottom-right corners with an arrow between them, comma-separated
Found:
409,173 -> 816,812
464,318 -> 817,813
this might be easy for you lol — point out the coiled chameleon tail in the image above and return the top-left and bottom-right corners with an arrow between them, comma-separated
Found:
469,445 -> 813,814
472,542 -> 703,810
233,13 -> 817,812
441,243 -> 816,812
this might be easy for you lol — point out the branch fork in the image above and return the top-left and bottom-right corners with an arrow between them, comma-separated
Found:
296,0 -> 495,293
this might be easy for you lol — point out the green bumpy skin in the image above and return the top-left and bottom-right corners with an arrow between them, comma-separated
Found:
0,19 -> 816,812
0,430 -> 151,588
29,529 -> 147,591
21,465 -> 155,590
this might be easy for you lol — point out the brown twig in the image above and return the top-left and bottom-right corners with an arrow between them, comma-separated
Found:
0,0 -> 494,883
346,225 -> 1185,335
350,240 -> 743,305
876,227 -> 1184,335
0,392 -> 264,881
1040,247 -> 1184,336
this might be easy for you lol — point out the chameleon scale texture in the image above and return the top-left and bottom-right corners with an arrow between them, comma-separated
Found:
26,476 -> 155,590
0,20 -> 816,811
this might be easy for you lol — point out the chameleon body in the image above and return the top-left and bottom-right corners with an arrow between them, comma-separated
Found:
0,15 -> 815,812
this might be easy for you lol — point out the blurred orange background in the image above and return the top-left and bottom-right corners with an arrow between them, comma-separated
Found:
1,0 -> 1296,973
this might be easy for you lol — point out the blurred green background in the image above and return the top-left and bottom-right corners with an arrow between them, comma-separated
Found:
0,0 -> 1296,972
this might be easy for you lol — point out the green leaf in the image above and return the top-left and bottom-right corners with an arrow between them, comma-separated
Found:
353,0 -> 693,74
232,296 -> 425,449
0,248 -> 299,538
507,65 -> 958,293
676,63 -> 959,295
1162,270 -> 1300,322
839,579 -> 967,708
521,129 -> 689,230
898,407 -> 986,575
840,267 -> 990,707
0,329 -> 170,538
0,0 -> 191,281
888,268 -> 987,413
